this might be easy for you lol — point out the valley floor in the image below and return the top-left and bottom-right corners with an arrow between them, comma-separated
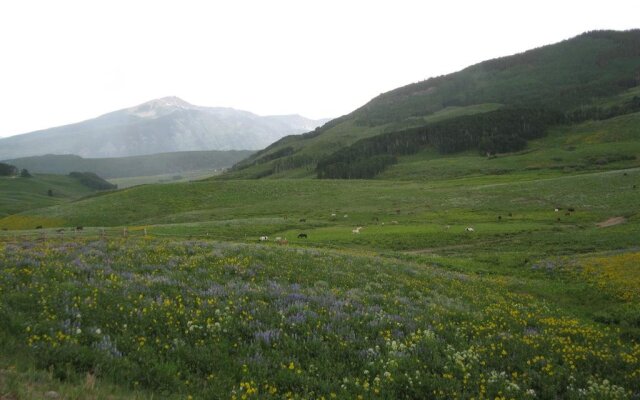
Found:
1,168 -> 639,399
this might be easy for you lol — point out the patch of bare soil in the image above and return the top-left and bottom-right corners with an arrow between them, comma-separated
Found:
596,216 -> 627,228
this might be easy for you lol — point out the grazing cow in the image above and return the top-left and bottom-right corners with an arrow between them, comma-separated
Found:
554,208 -> 560,212
465,227 -> 475,232
343,214 -> 348,218
352,227 -> 363,234
76,226 -> 83,231
299,218 -> 306,222
259,236 -> 269,241
331,213 -> 337,217
277,238 -> 288,245
298,233 -> 308,239
35,225 -> 43,229
567,207 -> 575,212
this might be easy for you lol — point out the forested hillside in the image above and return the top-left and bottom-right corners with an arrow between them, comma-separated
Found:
228,30 -> 640,179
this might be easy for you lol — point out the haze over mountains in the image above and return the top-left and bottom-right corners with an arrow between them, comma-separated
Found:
0,97 -> 330,160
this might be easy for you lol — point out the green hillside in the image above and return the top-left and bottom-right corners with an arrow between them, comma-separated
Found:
0,174 -> 94,219
229,30 -> 640,179
3,30 -> 640,399
4,149 -> 254,179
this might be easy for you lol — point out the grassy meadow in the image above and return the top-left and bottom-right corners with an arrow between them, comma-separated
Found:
1,160 -> 639,398
0,174 -> 94,219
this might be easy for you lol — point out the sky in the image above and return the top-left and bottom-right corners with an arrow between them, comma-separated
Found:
0,0 -> 637,138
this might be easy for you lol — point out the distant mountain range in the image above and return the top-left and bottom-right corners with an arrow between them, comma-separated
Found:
0,97 -> 330,159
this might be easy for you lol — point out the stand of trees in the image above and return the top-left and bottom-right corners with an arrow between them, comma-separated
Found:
317,107 -> 563,179
0,162 -> 18,176
565,96 -> 640,123
68,172 -> 117,190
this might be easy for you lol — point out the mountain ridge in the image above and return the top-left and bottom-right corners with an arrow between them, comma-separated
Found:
0,97 -> 330,159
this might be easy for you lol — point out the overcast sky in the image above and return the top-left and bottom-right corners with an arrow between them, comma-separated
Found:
0,0 -> 637,138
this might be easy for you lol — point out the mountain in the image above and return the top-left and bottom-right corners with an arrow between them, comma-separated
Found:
4,150 -> 254,179
0,97 -> 330,159
227,30 -> 640,179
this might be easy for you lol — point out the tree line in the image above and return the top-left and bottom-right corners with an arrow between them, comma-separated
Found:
0,162 -> 31,178
317,107 -> 564,179
565,96 -> 640,123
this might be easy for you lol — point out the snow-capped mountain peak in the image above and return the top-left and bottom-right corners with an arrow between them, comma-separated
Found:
128,96 -> 195,118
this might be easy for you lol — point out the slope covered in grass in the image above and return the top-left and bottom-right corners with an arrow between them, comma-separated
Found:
227,30 -> 640,179
378,111 -> 640,181
0,174 -> 94,219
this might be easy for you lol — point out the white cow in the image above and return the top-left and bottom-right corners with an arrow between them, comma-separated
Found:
259,236 -> 269,241
465,227 -> 474,232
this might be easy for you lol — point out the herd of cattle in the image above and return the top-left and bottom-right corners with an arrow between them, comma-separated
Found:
255,207 -> 579,242
18,207 -> 579,242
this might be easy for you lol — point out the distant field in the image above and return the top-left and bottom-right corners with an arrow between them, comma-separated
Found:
108,169 -> 222,188
5,150 -> 253,179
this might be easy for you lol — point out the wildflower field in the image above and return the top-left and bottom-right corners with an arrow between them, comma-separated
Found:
1,237 -> 639,399
1,168 -> 639,398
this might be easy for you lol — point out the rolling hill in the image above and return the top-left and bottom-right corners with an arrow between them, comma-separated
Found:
0,173 -> 96,219
4,150 -> 254,179
228,30 -> 640,179
0,97 -> 329,159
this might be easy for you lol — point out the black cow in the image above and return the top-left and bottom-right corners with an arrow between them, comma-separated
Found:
297,233 -> 308,239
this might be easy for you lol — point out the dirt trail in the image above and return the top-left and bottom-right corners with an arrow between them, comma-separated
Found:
596,216 -> 627,228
